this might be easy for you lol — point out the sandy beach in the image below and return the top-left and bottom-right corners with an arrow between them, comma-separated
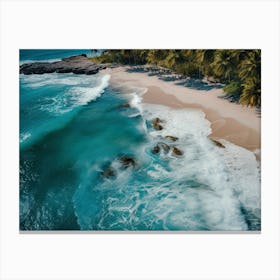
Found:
101,66 -> 261,153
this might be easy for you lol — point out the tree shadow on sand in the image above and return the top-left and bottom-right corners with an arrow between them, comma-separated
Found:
175,78 -> 224,91
125,66 -> 224,91
218,95 -> 261,117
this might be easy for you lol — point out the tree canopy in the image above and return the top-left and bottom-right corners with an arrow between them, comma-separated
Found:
94,49 -> 261,107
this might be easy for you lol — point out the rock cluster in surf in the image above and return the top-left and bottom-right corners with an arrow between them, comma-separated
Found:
152,141 -> 184,156
101,156 -> 138,179
100,107 -> 227,181
151,117 -> 184,156
151,117 -> 163,130
101,113 -> 185,180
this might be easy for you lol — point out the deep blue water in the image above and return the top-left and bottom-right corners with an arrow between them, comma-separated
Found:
20,49 -> 100,63
20,50 -> 261,231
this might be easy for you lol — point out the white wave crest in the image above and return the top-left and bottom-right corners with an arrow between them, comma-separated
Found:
69,74 -> 110,106
32,73 -> 111,115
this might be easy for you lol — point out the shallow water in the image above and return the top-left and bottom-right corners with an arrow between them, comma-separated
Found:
20,58 -> 261,231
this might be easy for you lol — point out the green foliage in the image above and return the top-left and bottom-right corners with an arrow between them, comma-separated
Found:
95,49 -> 261,107
224,81 -> 242,96
175,63 -> 199,78
240,77 -> 261,107
238,50 -> 261,81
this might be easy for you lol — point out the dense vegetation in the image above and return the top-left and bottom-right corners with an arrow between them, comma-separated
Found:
92,49 -> 261,107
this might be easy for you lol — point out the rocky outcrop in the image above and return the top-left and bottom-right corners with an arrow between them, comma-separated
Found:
152,142 -> 171,154
20,55 -> 110,75
101,156 -> 138,178
152,143 -> 183,157
151,117 -> 163,130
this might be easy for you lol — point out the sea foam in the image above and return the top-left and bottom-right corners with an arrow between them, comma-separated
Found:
20,73 -> 111,147
139,103 -> 260,230
69,74 -> 110,106
27,73 -> 111,115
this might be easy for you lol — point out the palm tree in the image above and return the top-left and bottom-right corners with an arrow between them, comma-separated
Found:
229,49 -> 248,64
195,50 -> 215,78
138,50 -> 149,64
147,50 -> 170,66
121,50 -> 132,64
211,50 -> 236,82
164,50 -> 183,68
238,50 -> 261,81
240,77 -> 261,107
196,50 -> 215,66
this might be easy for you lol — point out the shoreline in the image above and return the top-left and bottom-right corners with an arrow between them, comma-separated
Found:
101,66 -> 261,155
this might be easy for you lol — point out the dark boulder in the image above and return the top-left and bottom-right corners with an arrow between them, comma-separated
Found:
152,145 -> 160,154
118,103 -> 130,108
85,69 -> 99,75
152,117 -> 163,130
20,62 -> 56,74
159,142 -> 171,153
119,156 -> 136,168
101,168 -> 116,178
154,123 -> 163,130
165,135 -> 178,141
72,69 -> 86,74
152,142 -> 170,154
210,139 -> 225,148
172,147 -> 183,156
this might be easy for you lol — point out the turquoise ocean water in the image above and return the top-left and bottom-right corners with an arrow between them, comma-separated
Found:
20,50 -> 261,230
20,49 -> 98,64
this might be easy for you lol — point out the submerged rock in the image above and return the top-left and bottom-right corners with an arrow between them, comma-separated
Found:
159,142 -> 171,153
119,156 -> 136,168
152,145 -> 160,154
152,142 -> 171,154
101,156 -> 138,177
118,103 -> 130,108
210,139 -> 226,148
165,135 -> 178,141
172,147 -> 183,156
101,168 -> 116,178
